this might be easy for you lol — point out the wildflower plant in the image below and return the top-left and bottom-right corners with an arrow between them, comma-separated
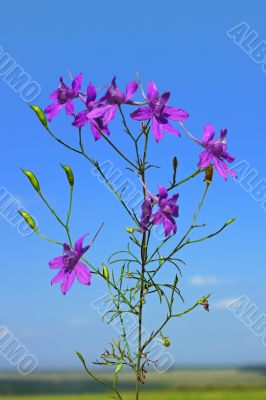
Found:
21,73 -> 236,400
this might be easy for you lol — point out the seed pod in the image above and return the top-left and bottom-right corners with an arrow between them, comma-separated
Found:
21,169 -> 41,193
61,164 -> 74,186
102,264 -> 110,280
30,105 -> 48,129
204,165 -> 214,184
18,211 -> 36,230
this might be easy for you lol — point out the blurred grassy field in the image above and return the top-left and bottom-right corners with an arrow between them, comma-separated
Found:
1,368 -> 266,399
2,390 -> 266,400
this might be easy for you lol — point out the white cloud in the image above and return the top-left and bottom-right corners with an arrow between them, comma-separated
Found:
68,317 -> 89,327
189,275 -> 233,287
212,297 -> 239,310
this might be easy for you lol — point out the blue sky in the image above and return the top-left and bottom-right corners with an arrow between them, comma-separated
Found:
0,0 -> 266,371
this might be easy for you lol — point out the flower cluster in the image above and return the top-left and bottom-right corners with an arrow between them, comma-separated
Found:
44,73 -> 237,294
44,73 -> 236,179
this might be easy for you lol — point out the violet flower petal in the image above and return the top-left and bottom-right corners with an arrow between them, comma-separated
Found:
130,107 -> 153,121
49,256 -> 64,269
147,81 -> 159,100
65,99 -> 74,115
51,268 -> 65,285
125,81 -> 138,101
75,262 -> 92,285
202,123 -> 215,144
61,270 -> 75,295
72,73 -> 83,92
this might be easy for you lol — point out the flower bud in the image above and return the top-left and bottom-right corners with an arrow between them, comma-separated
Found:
30,105 -> 48,129
61,164 -> 74,186
18,211 -> 36,230
126,227 -> 135,234
102,264 -> 110,280
172,156 -> 178,182
161,337 -> 171,347
225,217 -> 236,226
21,169 -> 41,193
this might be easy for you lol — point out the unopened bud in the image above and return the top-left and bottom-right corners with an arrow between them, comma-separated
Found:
30,105 -> 48,129
61,164 -> 74,186
18,211 -> 36,230
172,156 -> 178,182
102,264 -> 110,280
225,217 -> 236,226
21,169 -> 41,193
126,227 -> 135,234
161,337 -> 171,347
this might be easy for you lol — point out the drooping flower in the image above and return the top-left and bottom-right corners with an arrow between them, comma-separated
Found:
73,82 -> 110,140
130,81 -> 189,142
197,124 -> 236,180
151,186 -> 179,237
49,227 -> 102,295
84,77 -> 138,126
140,185 -> 179,237
44,73 -> 83,121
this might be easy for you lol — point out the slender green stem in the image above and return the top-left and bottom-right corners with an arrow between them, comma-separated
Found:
135,127 -> 149,400
76,352 -> 124,400
167,168 -> 202,191
93,121 -> 138,169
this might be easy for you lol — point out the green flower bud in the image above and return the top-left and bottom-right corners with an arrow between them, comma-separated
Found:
61,164 -> 74,186
18,211 -> 36,230
30,105 -> 48,129
103,264 -> 110,280
126,227 -> 135,234
161,337 -> 171,347
172,156 -> 178,182
21,169 -> 41,193
225,217 -> 236,226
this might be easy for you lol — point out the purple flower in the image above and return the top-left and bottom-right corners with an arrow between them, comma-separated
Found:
197,124 -> 236,180
130,81 -> 189,143
151,186 -> 179,237
49,229 -> 101,295
84,77 -> 138,126
140,186 -> 179,237
73,82 -> 110,140
44,73 -> 83,121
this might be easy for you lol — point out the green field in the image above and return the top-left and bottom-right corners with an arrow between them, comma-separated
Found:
1,368 -> 266,399
2,390 -> 266,400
